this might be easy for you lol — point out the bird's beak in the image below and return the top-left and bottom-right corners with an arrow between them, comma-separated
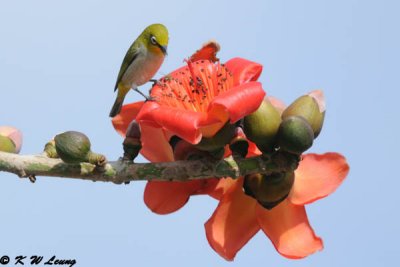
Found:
158,44 -> 168,55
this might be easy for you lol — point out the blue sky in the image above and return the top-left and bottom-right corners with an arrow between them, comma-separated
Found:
1,0 -> 399,266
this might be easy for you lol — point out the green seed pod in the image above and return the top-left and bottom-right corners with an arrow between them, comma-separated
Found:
243,172 -> 295,210
243,99 -> 282,153
282,91 -> 325,138
54,131 -> 91,163
195,122 -> 236,151
277,116 -> 314,154
0,135 -> 17,153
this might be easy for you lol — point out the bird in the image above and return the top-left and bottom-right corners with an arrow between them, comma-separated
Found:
109,23 -> 168,117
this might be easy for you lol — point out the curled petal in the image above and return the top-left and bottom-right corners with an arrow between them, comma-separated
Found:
0,126 -> 23,153
205,178 -> 259,260
289,153 -> 349,205
225,58 -> 263,86
144,180 -> 210,214
256,200 -> 323,259
190,40 -> 220,62
247,140 -> 262,157
208,82 -> 265,124
112,101 -> 145,137
137,102 -> 206,144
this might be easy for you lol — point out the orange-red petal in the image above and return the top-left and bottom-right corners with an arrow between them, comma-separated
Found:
189,40 -> 220,62
256,200 -> 323,259
205,178 -> 259,261
225,58 -> 263,86
140,124 -> 173,162
207,81 -> 265,124
137,101 -> 206,144
111,101 -> 145,137
289,153 -> 350,205
144,180 -> 209,214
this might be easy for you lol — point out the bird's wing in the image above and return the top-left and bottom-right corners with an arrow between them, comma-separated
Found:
114,42 -> 141,91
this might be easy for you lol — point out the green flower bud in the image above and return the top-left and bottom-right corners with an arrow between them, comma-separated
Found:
55,131 -> 106,166
277,116 -> 314,154
243,99 -> 282,153
0,135 -> 17,153
282,90 -> 325,138
243,172 -> 295,210
195,122 -> 236,151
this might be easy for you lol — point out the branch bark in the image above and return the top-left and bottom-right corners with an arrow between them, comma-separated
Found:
0,151 -> 299,184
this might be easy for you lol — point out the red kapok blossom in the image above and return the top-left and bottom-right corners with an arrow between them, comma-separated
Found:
112,43 -> 265,214
205,152 -> 349,260
204,94 -> 350,260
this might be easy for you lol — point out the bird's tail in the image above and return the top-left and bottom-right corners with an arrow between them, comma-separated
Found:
109,98 -> 123,117
109,92 -> 126,117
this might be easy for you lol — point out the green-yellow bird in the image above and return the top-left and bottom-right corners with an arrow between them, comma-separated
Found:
109,23 -> 168,117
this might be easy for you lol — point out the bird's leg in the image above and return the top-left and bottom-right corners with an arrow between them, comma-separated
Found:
133,88 -> 155,101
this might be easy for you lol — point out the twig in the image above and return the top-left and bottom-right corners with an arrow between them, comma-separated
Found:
0,151 -> 299,184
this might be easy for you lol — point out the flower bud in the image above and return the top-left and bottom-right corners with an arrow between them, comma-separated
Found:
0,135 -> 16,153
0,126 -> 23,153
277,116 -> 314,154
243,99 -> 281,153
123,120 -> 142,161
195,122 -> 236,151
282,90 -> 325,138
126,120 -> 141,140
229,127 -> 249,158
55,131 -> 106,166
243,172 -> 295,210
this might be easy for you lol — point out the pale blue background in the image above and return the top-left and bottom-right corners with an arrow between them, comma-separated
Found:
0,0 -> 398,266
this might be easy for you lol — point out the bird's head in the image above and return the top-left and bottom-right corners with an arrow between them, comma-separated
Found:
142,23 -> 169,56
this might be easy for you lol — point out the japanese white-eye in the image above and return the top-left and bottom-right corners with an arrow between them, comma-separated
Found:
109,23 -> 168,117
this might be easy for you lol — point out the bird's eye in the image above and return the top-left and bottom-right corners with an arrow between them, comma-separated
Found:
150,36 -> 157,45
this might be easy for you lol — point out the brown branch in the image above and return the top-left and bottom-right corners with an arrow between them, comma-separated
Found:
0,151 -> 299,184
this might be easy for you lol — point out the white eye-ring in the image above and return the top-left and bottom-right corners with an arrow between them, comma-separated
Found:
150,36 -> 157,45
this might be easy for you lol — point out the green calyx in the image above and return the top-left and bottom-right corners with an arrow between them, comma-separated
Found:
123,137 -> 142,161
195,122 -> 236,151
243,99 -> 282,153
0,135 -> 17,153
277,116 -> 314,155
243,172 -> 295,210
44,140 -> 59,158
282,95 -> 325,138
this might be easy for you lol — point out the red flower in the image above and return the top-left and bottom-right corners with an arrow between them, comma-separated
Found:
112,43 -> 265,214
204,95 -> 350,260
205,152 -> 349,260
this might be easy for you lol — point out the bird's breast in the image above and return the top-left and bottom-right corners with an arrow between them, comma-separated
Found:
121,51 -> 164,88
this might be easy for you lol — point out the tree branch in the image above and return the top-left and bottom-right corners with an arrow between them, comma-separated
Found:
0,151 -> 299,184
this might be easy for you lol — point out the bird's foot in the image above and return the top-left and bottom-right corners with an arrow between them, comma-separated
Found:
133,88 -> 155,101
149,79 -> 162,87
